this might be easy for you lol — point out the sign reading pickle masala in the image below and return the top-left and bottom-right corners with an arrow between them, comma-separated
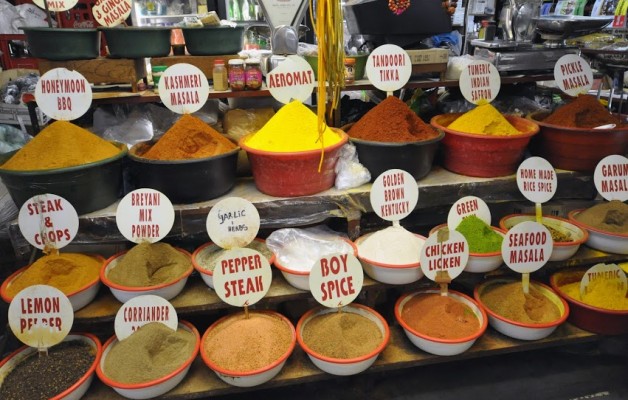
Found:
554,54 -> 593,97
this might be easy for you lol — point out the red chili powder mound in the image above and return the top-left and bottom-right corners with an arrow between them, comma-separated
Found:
348,96 -> 440,142
543,95 -> 624,128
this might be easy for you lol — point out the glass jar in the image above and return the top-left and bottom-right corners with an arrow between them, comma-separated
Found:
212,59 -> 229,91
245,58 -> 263,90
344,58 -> 356,84
228,59 -> 245,91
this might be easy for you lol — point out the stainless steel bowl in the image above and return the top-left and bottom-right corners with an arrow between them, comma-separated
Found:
533,15 -> 613,40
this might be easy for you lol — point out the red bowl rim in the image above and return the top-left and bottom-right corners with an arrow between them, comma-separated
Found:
394,289 -> 488,344
549,269 -> 628,316
568,209 -> 628,238
1,254 -> 105,303
239,128 -> 349,156
96,320 -> 200,389
100,247 -> 194,291
296,304 -> 390,364
498,214 -> 589,247
429,223 -> 506,257
0,333 -> 102,400
354,232 -> 427,269
273,238 -> 358,276
474,278 -> 570,328
200,310 -> 296,376
192,239 -> 275,277
528,112 -> 628,132
430,114 -> 539,139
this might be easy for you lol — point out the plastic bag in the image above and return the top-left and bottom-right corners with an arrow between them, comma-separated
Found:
103,109 -> 154,146
265,226 -> 354,272
1,73 -> 39,105
223,108 -> 275,142
0,124 -> 31,154
445,55 -> 475,80
334,143 -> 370,190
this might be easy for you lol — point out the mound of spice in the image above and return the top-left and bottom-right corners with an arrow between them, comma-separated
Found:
5,253 -> 102,298
195,240 -> 273,273
544,224 -> 572,242
357,226 -> 424,265
107,242 -> 191,287
573,200 -> 628,234
0,340 -> 96,400
401,293 -> 480,339
447,102 -> 520,136
302,311 -> 383,359
455,215 -> 503,253
1,121 -> 122,171
347,96 -> 439,142
559,274 -> 628,311
543,95 -> 623,128
138,114 -> 237,160
480,281 -> 561,324
203,312 -> 293,372
103,322 -> 197,384
243,100 -> 343,152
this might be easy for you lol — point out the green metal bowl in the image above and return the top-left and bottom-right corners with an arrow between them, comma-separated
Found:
19,27 -> 100,60
100,27 -> 172,58
181,26 -> 244,55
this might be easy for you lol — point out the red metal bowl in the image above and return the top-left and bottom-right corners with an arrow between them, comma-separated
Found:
430,114 -> 539,178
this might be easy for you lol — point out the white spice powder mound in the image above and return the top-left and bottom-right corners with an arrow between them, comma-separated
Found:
357,226 -> 424,265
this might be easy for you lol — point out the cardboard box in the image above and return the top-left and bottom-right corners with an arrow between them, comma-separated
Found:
406,48 -> 449,65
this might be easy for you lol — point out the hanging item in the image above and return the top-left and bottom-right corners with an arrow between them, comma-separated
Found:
388,0 -> 410,15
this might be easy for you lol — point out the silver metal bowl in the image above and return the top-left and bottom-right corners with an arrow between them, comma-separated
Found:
533,15 -> 613,40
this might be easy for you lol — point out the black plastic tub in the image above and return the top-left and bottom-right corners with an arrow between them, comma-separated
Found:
19,27 -> 100,60
100,27 -> 172,58
127,145 -> 239,204
0,145 -> 126,215
181,26 -> 244,55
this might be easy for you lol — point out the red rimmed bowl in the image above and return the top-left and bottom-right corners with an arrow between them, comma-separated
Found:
0,254 -> 104,311
97,321 -> 200,399
101,248 -> 193,303
201,311 -> 296,387
550,268 -> 628,335
568,209 -> 628,255
430,223 -> 505,273
0,333 -> 101,400
239,129 -> 349,197
395,289 -> 488,356
430,114 -> 539,178
500,214 -> 589,261
474,278 -> 569,341
296,304 -> 389,376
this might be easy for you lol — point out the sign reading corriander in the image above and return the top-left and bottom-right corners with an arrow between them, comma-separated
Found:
158,63 -> 209,114
114,295 -> 178,340
594,155 -> 628,202
370,169 -> 419,222
116,189 -> 175,243
212,248 -> 272,307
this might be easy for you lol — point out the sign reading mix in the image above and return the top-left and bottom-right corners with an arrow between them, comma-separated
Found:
116,189 -> 175,243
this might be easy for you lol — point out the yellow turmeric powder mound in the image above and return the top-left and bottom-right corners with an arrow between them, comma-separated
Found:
141,114 -> 237,160
447,102 -> 521,136
243,100 -> 343,152
5,253 -> 102,297
1,121 -> 122,171
560,279 -> 628,311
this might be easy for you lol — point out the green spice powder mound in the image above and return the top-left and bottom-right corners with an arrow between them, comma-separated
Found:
455,215 -> 503,253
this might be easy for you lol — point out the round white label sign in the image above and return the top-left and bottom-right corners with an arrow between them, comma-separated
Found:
447,196 -> 491,231
516,157 -> 558,204
370,169 -> 418,222
206,197 -> 260,250
580,263 -> 627,299
114,295 -> 178,340
35,68 -> 92,121
33,0 -> 79,12
212,248 -> 272,307
366,45 -> 412,93
116,189 -> 174,243
158,63 -> 209,114
502,221 -> 553,273
420,229 -> 469,282
267,55 -> 315,104
309,253 -> 363,308
18,194 -> 78,251
594,155 -> 628,202
93,0 -> 132,27
554,54 -> 593,97
8,285 -> 74,349
459,61 -> 501,104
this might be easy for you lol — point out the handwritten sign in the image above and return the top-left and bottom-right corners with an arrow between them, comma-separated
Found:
420,229 -> 469,282
517,157 -> 558,204
502,221 -> 553,273
18,194 -> 78,251
206,197 -> 260,249
116,189 -> 174,243
554,54 -> 593,97
580,263 -> 627,299
33,0 -> 79,12
267,55 -> 314,104
158,63 -> 209,114
366,45 -> 412,93
447,196 -> 491,231
8,285 -> 73,348
459,61 -> 500,104
35,68 -> 92,121
114,295 -> 177,340
93,0 -> 132,27
370,169 -> 418,222
309,253 -> 363,308
212,248 -> 272,307
594,155 -> 628,202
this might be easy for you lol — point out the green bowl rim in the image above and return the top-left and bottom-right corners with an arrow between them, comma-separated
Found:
98,26 -> 172,31
19,26 -> 98,33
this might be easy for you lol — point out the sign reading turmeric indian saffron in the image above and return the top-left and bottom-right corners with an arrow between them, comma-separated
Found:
580,263 -> 627,299
366,44 -> 412,92
267,55 -> 314,104
594,155 -> 628,202
459,61 -> 500,104
35,68 -> 92,121
33,0 -> 78,12
116,189 -> 175,243
554,54 -> 593,97
158,63 -> 209,114
309,253 -> 363,308
501,221 -> 553,273
93,0 -> 132,27
370,169 -> 418,222
18,194 -> 78,251
212,248 -> 272,307
114,295 -> 178,340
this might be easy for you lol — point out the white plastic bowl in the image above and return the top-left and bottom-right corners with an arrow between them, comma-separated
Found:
296,304 -> 390,376
395,289 -> 488,356
355,232 -> 427,284
96,321 -> 200,400
474,278 -> 569,341
568,210 -> 628,255
499,214 -> 588,261
100,248 -> 193,303
0,333 -> 101,400
430,224 -> 505,273
201,311 -> 296,387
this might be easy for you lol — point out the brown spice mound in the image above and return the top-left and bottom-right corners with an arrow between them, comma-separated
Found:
543,95 -> 623,128
574,200 -> 628,234
302,312 -> 383,359
348,96 -> 439,142
480,282 -> 561,324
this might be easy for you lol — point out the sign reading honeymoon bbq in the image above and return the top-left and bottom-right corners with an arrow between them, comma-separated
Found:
35,68 -> 92,121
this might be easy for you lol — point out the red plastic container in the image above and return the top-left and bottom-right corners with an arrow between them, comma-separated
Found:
240,129 -> 348,197
430,114 -> 539,178
0,34 -> 38,70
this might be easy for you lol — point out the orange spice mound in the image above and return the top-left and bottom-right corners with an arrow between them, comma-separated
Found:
141,114 -> 237,160
348,96 -> 440,143
543,95 -> 623,128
